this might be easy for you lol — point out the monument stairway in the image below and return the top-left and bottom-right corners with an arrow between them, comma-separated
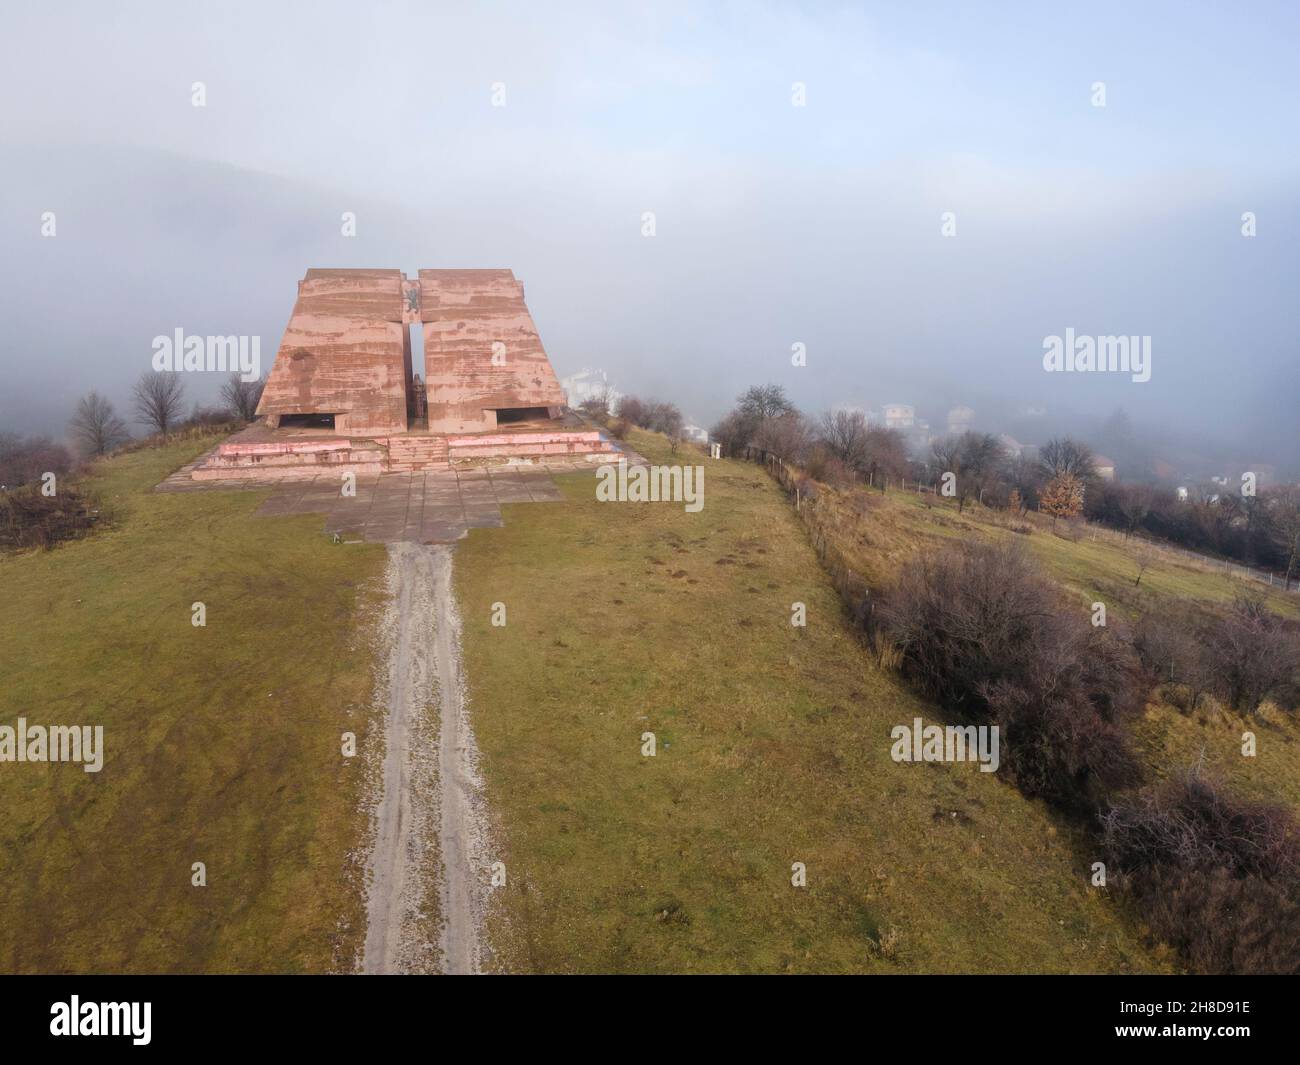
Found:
192,437 -> 386,480
381,435 -> 451,472
445,429 -> 621,463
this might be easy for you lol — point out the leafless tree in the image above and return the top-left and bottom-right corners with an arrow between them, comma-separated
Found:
737,383 -> 795,421
956,431 -> 1003,509
754,410 -> 811,463
1269,488 -> 1300,591
1039,437 -> 1097,481
1132,543 -> 1156,586
1117,483 -> 1156,538
1005,452 -> 1041,513
818,409 -> 869,468
68,391 -> 130,456
863,427 -> 910,491
220,373 -> 266,421
616,395 -> 648,426
644,400 -> 684,436
132,371 -> 186,436
927,435 -> 962,490
0,432 -> 74,489
1208,596 -> 1300,714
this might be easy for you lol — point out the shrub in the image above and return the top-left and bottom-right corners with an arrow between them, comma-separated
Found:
803,446 -> 853,487
644,401 -> 683,437
1138,611 -> 1196,686
1132,611 -> 1221,712
183,405 -> 239,429
0,482 -> 105,550
616,395 -> 648,427
1103,768 -> 1300,973
1205,596 -> 1300,714
607,417 -> 630,440
0,432 -> 74,490
578,396 -> 611,421
876,539 -> 1141,809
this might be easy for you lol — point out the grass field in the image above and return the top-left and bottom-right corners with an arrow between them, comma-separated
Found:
454,430 -> 1165,973
0,435 -> 387,973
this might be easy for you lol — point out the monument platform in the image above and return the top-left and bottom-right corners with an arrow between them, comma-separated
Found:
186,414 -> 627,482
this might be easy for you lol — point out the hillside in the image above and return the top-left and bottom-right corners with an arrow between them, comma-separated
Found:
0,435 -> 388,972
453,429 -> 1164,973
787,470 -> 1300,822
9,429 -> 1291,973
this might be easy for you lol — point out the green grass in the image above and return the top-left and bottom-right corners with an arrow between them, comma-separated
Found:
845,488 -> 1298,623
1133,702 -> 1300,813
454,430 -> 1163,973
0,435 -> 387,973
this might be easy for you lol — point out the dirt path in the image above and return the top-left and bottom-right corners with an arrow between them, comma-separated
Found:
361,542 -> 489,974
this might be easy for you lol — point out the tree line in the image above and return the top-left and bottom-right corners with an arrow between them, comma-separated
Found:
702,383 -> 1300,587
0,372 -> 265,490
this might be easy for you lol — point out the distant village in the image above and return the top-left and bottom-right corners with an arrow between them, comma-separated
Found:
560,367 -> 1287,497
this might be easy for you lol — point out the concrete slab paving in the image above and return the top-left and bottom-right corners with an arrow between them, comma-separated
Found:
243,465 -> 575,544
156,441 -> 649,545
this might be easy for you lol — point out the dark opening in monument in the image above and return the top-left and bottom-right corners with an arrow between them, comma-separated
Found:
494,406 -> 550,425
279,412 -> 337,429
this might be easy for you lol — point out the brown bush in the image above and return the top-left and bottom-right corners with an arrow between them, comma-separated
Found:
803,446 -> 853,487
615,396 -> 648,427
1129,865 -> 1300,974
607,417 -> 630,440
0,432 -> 74,490
0,482 -> 106,550
1205,595 -> 1300,713
1103,768 -> 1300,973
848,490 -> 880,518
876,539 -> 1142,809
1132,611 -> 1219,711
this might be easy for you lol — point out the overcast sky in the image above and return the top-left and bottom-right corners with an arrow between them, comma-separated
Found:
1,1 -> 1296,469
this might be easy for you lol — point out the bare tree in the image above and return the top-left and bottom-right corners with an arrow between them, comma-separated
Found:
1039,437 -> 1096,481
928,435 -> 962,493
1117,483 -> 1156,539
1005,452 -> 1041,513
69,391 -> 130,456
617,395 -> 648,426
644,400 -> 684,436
0,432 -> 73,489
573,385 -> 615,421
1132,543 -> 1156,587
863,426 -> 910,491
132,371 -> 186,436
220,373 -> 266,422
1209,596 -> 1300,714
1268,488 -> 1300,590
754,411 -> 811,464
737,383 -> 795,421
818,409 -> 869,468
954,431 -> 1005,509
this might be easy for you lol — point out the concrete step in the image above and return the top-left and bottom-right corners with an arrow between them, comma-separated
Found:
207,448 -> 385,470
193,460 -> 385,481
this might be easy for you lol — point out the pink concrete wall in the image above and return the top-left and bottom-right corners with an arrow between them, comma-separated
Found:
419,269 -> 566,433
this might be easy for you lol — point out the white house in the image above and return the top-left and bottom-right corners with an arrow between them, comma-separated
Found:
560,367 -> 622,411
